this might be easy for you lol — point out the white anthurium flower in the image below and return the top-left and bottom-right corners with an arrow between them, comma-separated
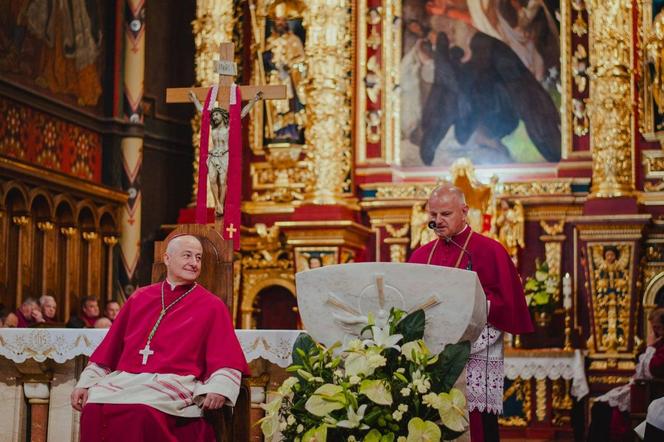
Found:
259,396 -> 283,438
345,352 -> 370,377
406,417 -> 441,442
336,404 -> 369,429
302,424 -> 328,442
437,388 -> 468,433
535,269 -> 548,282
359,379 -> 393,405
401,340 -> 429,363
304,384 -> 347,417
277,377 -> 299,395
362,326 -> 403,351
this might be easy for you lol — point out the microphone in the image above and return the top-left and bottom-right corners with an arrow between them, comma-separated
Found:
427,221 -> 473,271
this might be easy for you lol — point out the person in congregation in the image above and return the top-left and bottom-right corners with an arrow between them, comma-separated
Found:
103,300 -> 121,322
6,297 -> 45,327
587,307 -> 664,442
409,184 -> 533,442
93,317 -> 112,328
66,296 -> 100,328
0,305 -> 18,327
70,234 -> 249,441
39,295 -> 58,324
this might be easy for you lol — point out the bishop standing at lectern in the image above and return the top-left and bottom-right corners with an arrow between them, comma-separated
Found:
409,184 -> 533,442
70,235 -> 249,441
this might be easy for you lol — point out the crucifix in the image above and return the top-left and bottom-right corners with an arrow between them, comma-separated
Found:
139,343 -> 154,365
166,42 -> 286,248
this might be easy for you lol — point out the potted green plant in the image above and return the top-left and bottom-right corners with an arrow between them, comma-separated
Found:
523,260 -> 557,327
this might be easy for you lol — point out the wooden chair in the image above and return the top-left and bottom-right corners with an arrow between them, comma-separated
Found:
152,224 -> 250,442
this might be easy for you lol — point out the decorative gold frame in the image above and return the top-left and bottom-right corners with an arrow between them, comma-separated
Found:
354,0 -> 584,169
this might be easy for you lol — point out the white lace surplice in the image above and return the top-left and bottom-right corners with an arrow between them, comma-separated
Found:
595,346 -> 656,412
467,325 -> 504,414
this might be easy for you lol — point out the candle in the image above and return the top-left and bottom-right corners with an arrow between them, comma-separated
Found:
563,272 -> 572,309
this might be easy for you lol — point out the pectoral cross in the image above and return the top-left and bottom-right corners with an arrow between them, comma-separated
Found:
139,343 -> 154,365
166,42 -> 286,249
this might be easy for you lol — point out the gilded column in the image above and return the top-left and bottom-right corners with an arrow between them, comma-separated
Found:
191,0 -> 234,205
585,0 -> 636,197
303,0 -> 353,204
118,0 -> 146,298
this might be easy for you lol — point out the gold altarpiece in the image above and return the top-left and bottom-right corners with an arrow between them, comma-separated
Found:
185,0 -> 664,437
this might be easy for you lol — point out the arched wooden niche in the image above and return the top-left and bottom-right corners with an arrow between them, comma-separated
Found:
0,158 -> 126,322
643,271 -> 664,338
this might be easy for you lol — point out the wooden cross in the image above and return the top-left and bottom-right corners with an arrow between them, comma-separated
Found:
166,42 -> 286,110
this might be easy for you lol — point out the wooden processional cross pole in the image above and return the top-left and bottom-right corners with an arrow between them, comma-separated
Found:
166,42 -> 285,249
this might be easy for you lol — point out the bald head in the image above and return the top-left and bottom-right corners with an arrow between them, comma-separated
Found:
164,235 -> 203,285
429,184 -> 467,205
166,235 -> 202,254
426,184 -> 469,238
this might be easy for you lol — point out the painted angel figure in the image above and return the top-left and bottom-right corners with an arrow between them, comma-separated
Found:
494,199 -> 525,265
410,201 -> 437,249
189,90 -> 264,215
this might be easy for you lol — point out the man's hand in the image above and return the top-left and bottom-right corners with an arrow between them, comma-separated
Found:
201,392 -> 226,410
71,388 -> 89,411
31,309 -> 45,323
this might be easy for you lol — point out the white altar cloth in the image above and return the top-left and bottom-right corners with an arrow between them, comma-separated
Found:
0,328 -> 303,367
0,329 -> 588,398
504,349 -> 589,399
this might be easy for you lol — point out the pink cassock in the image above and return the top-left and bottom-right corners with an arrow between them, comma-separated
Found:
410,227 -> 533,442
80,282 -> 249,442
408,227 -> 533,335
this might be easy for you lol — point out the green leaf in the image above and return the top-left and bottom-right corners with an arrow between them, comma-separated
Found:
363,407 -> 384,426
292,334 -> 317,377
429,341 -> 470,392
533,291 -> 549,306
441,427 -> 465,441
396,310 -> 425,342
364,429 -> 383,442
380,433 -> 395,442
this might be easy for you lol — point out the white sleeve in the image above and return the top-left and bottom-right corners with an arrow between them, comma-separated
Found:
193,367 -> 243,407
75,363 -> 110,389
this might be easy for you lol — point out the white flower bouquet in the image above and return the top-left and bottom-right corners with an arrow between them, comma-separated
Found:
260,308 -> 470,441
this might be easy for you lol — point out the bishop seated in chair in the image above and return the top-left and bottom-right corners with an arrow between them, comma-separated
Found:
70,235 -> 249,442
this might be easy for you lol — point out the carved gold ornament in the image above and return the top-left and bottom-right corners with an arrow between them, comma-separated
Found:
585,0 -> 635,198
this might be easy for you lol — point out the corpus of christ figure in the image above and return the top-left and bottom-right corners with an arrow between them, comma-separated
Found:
189,90 -> 264,216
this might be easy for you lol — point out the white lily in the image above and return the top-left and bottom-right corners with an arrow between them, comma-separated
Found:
362,325 -> 402,351
336,404 -> 369,429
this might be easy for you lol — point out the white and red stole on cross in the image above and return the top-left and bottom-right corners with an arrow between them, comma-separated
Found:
195,85 -> 242,250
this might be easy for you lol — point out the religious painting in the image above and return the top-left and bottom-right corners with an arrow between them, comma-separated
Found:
400,0 -> 561,167
255,0 -> 307,145
294,247 -> 338,272
0,0 -> 106,110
